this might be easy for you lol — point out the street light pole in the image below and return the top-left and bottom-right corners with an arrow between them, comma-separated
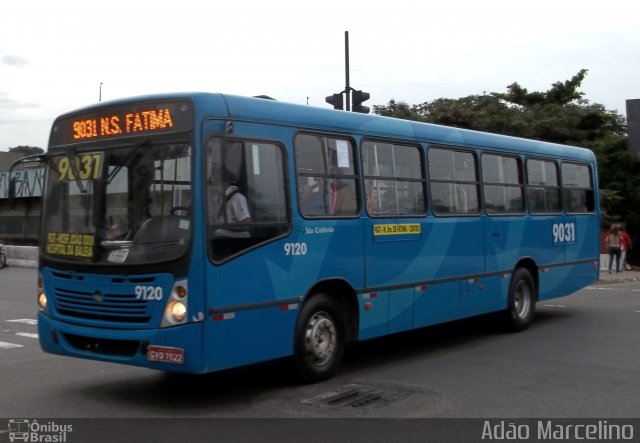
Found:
99,82 -> 103,102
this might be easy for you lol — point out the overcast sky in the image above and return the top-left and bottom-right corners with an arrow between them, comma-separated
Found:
1,0 -> 639,150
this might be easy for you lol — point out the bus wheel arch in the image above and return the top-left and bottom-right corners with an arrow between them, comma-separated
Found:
302,279 -> 359,343
505,261 -> 538,331
514,258 -> 539,300
293,280 -> 358,382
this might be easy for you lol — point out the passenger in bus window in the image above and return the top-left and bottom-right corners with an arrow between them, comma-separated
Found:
330,178 -> 357,215
365,182 -> 378,214
215,182 -> 251,237
300,178 -> 330,216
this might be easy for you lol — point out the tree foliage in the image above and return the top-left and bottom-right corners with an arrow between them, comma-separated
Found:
374,70 -> 639,258
8,146 -> 44,155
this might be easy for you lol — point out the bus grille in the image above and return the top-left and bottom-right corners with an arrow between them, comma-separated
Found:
54,286 -> 152,324
63,333 -> 140,357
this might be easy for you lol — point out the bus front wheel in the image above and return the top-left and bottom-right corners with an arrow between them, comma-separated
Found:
505,268 -> 536,331
293,294 -> 345,383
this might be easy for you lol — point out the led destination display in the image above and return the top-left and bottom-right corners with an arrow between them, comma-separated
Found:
50,100 -> 193,146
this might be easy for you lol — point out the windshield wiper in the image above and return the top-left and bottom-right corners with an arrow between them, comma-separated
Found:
106,140 -> 152,184
66,147 -> 88,194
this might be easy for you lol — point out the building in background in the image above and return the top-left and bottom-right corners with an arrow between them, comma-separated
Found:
0,151 -> 43,245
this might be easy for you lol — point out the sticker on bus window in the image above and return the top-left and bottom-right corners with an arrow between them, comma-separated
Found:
46,232 -> 95,257
252,144 -> 261,175
336,140 -> 351,168
107,248 -> 129,263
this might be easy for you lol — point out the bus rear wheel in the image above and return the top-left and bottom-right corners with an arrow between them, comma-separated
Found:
505,268 -> 536,331
293,294 -> 345,383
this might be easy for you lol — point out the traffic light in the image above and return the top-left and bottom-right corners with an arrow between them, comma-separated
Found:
325,93 -> 344,110
351,90 -> 370,114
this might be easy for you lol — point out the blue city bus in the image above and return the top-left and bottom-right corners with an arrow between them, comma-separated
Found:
23,93 -> 599,382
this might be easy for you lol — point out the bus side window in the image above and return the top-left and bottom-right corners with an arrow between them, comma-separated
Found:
429,147 -> 480,215
362,141 -> 426,217
561,162 -> 594,214
526,159 -> 561,214
206,138 -> 290,262
295,134 -> 359,218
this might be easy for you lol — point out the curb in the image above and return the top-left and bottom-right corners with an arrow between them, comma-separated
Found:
595,274 -> 640,285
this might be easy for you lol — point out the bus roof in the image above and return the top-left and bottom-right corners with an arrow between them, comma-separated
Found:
54,91 -> 596,162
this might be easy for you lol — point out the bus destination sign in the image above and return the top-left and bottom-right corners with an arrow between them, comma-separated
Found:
50,100 -> 193,146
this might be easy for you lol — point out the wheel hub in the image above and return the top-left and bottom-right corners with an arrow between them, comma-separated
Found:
305,312 -> 337,366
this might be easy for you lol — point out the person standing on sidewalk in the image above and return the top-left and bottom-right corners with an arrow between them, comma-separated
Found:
606,226 -> 623,274
619,227 -> 632,271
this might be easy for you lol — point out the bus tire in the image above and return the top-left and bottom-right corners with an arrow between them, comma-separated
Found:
293,293 -> 345,383
505,268 -> 536,331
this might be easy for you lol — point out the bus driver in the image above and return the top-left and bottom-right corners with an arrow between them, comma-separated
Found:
215,183 -> 251,238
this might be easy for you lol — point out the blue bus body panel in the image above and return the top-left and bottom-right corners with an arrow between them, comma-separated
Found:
202,219 -> 364,372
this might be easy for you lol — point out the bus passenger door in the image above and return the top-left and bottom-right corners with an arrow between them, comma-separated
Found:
362,217 -> 425,338
200,128 -> 300,372
484,215 -> 532,309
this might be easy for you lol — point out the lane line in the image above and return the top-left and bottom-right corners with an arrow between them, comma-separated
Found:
6,319 -> 38,325
15,332 -> 38,339
0,341 -> 24,349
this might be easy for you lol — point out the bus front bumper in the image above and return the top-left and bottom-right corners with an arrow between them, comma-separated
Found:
37,311 -> 204,374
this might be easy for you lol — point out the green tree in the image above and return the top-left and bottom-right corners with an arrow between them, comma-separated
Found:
9,146 -> 44,155
374,69 -> 638,261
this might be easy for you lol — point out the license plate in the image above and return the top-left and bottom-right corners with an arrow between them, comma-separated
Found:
147,345 -> 185,365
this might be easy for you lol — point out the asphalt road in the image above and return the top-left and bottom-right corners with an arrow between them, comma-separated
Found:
1,266 -> 639,419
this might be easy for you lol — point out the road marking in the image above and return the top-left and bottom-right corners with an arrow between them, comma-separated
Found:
16,332 -> 38,339
0,341 -> 24,349
6,319 -> 37,325
543,304 -> 567,308
587,287 -> 640,293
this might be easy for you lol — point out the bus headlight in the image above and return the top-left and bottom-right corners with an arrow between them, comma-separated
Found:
162,279 -> 188,327
167,301 -> 187,322
37,276 -> 48,312
38,292 -> 48,311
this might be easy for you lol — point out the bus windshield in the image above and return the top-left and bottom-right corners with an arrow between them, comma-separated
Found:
42,142 -> 193,265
